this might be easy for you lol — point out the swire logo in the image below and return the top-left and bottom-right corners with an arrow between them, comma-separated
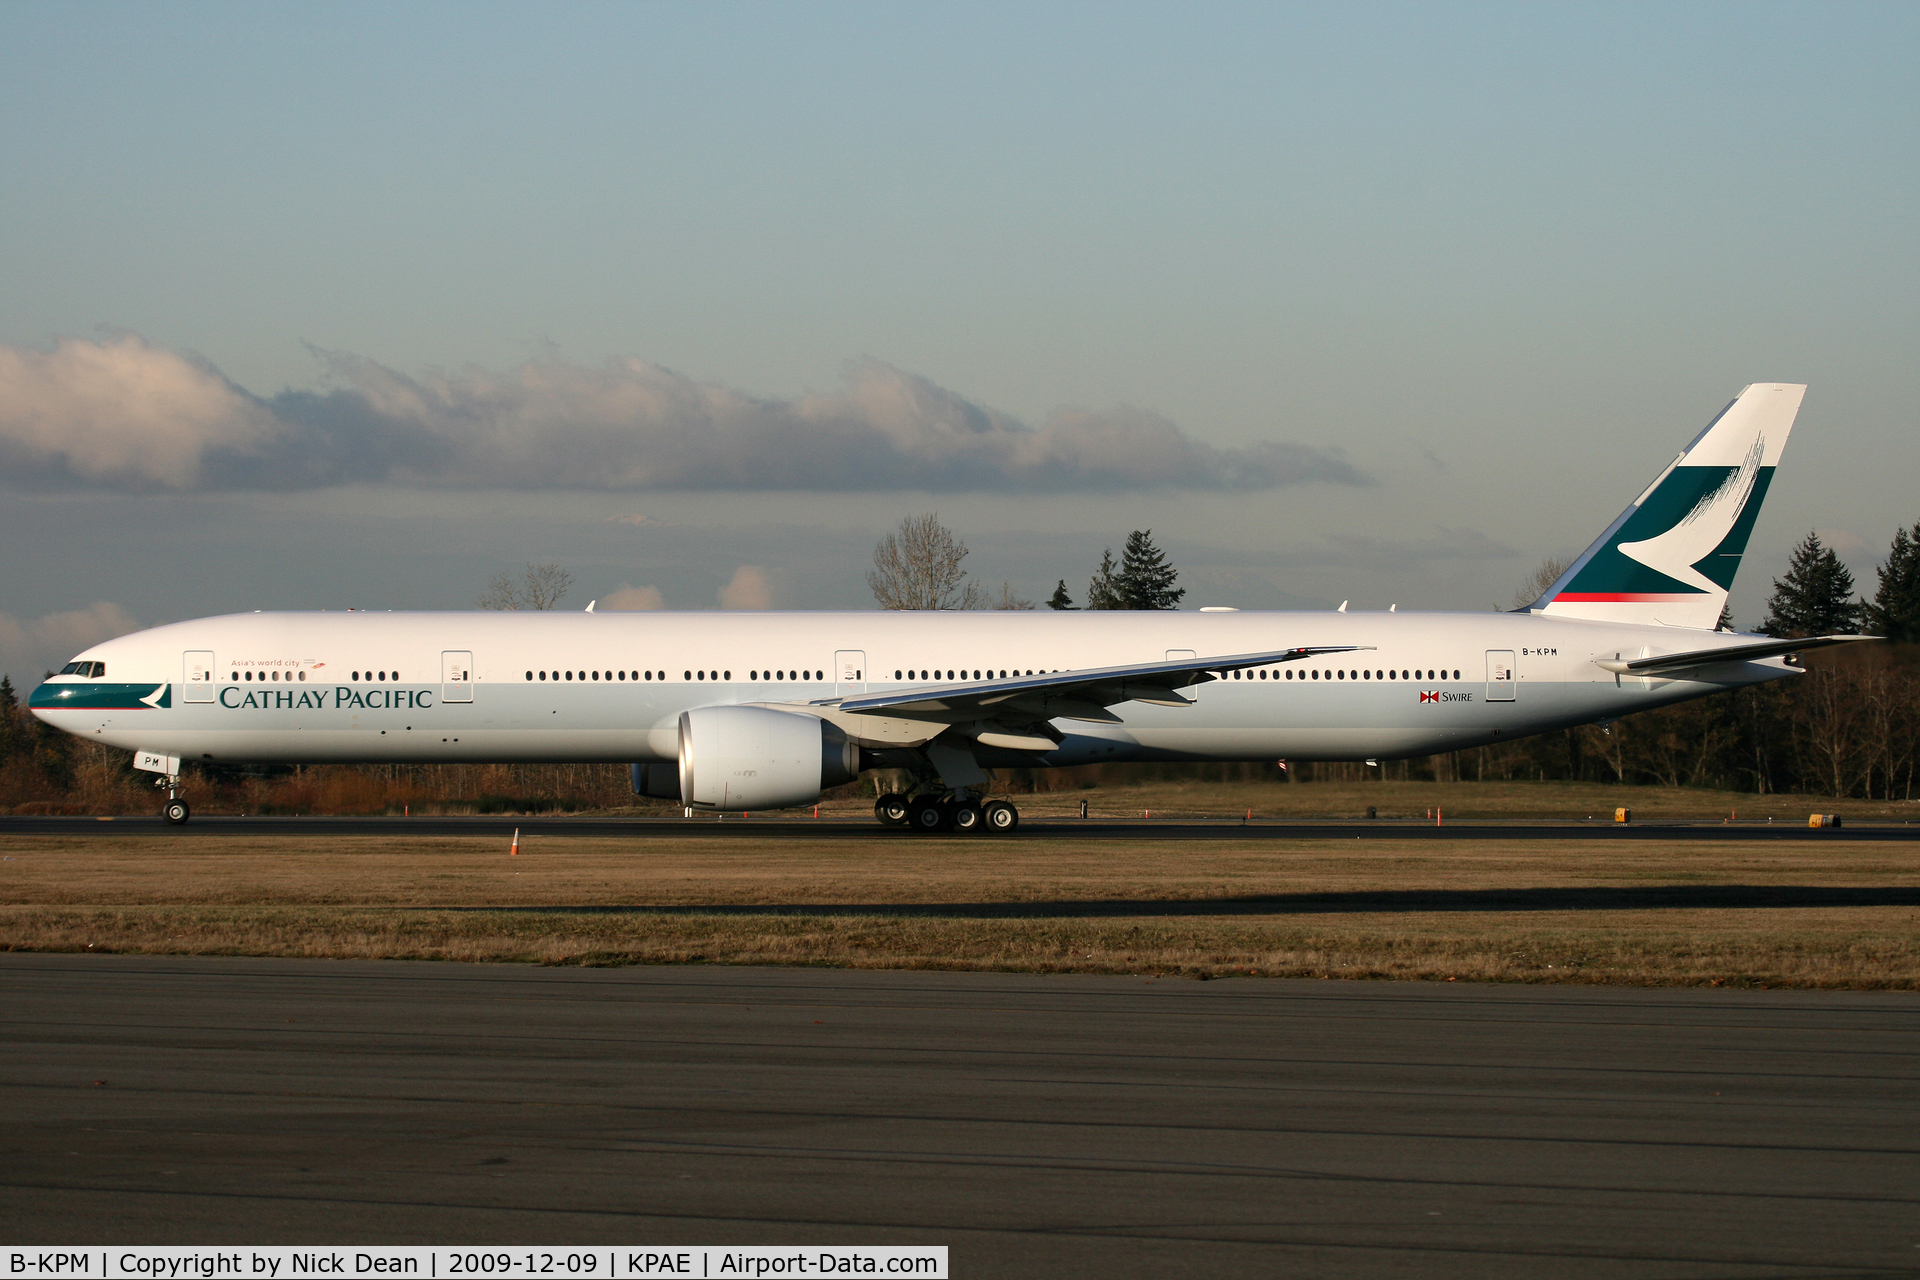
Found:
1419,690 -> 1439,702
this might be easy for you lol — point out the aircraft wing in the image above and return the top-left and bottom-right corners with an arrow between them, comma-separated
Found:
1591,634 -> 1876,676
828,646 -> 1371,726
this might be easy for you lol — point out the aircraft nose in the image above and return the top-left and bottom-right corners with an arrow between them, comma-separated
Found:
26,681 -> 65,719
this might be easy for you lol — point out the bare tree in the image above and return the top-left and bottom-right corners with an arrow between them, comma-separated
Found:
993,581 -> 1035,610
478,563 -> 575,611
868,514 -> 984,610
1510,555 -> 1571,610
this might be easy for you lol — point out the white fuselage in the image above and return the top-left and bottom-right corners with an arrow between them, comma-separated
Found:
31,608 -> 1795,769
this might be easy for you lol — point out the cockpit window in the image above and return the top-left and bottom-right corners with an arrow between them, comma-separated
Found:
58,661 -> 104,677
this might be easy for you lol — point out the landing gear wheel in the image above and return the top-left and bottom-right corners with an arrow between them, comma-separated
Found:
982,799 -> 1019,833
874,793 -> 910,827
163,799 -> 190,825
950,801 -> 984,833
907,795 -> 948,832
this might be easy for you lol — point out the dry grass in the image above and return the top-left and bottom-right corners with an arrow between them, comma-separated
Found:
4,830 -> 1918,988
820,778 -> 1920,823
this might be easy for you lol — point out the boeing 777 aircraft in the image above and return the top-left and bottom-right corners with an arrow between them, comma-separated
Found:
30,383 -> 1868,832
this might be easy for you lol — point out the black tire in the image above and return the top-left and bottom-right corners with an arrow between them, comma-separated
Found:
950,801 -> 984,833
874,793 -> 910,827
907,796 -> 948,832
163,799 -> 190,825
982,799 -> 1019,833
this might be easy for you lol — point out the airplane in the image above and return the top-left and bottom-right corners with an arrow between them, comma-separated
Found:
29,382 -> 1870,832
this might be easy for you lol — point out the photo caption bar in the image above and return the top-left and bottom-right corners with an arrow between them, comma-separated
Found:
6,1250 -> 947,1280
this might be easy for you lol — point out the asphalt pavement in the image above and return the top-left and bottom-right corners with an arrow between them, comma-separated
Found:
3,955 -> 1917,1278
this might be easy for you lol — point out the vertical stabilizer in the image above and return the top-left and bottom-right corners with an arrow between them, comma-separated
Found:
1535,383 -> 1805,630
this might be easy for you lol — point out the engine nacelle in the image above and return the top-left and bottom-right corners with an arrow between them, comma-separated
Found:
678,705 -> 858,811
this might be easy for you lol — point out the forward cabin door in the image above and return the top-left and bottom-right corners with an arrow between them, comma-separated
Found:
1486,650 -> 1517,702
442,651 -> 474,703
835,650 -> 867,700
183,651 -> 216,703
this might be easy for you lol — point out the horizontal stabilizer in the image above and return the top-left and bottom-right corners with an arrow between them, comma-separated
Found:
1592,634 -> 1875,676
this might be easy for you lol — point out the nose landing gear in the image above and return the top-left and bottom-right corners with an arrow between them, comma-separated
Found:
155,773 -> 190,824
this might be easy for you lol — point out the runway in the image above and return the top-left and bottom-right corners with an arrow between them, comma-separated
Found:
3,956 -> 1916,1278
5,813 -> 1915,841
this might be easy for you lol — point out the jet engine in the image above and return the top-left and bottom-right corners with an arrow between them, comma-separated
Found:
678,705 -> 859,810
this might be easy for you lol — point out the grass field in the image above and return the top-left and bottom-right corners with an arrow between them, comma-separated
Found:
654,778 -> 1920,823
3,826 -> 1917,988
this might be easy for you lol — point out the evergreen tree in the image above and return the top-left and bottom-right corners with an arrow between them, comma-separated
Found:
0,674 -> 14,758
1046,580 -> 1076,610
1086,550 -> 1123,610
1866,522 -> 1920,642
1115,529 -> 1184,610
1759,531 -> 1863,638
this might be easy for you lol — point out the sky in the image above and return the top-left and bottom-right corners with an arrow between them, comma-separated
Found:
2,1 -> 1916,681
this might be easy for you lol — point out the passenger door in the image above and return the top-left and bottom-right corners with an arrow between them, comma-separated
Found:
442,650 -> 473,703
1486,650 -> 1517,702
183,651 -> 216,703
835,650 -> 867,699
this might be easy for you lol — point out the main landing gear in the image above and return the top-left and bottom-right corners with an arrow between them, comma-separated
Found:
874,792 -> 1019,834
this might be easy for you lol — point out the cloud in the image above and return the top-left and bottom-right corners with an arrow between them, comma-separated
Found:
606,514 -> 676,527
0,336 -> 283,489
1183,526 -> 1520,570
1815,528 -> 1869,559
0,601 -> 141,683
599,584 -> 666,611
0,337 -> 1372,494
717,566 -> 773,610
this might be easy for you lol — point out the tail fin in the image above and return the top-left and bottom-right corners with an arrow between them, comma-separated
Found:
1533,383 -> 1806,630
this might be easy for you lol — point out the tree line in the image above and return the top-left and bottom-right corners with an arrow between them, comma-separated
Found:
868,513 -> 1185,613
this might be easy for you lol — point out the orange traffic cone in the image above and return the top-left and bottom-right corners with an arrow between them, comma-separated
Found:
509,827 -> 520,857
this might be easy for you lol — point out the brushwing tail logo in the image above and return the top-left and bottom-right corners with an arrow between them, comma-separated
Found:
1537,383 -> 1804,630
1615,435 -> 1764,594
